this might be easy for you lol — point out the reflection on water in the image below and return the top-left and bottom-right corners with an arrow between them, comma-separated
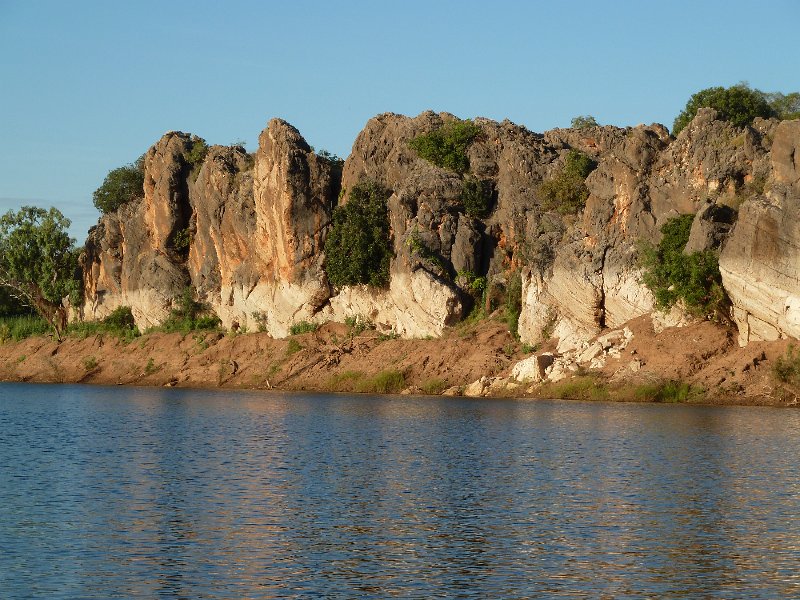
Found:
1,383 -> 799,598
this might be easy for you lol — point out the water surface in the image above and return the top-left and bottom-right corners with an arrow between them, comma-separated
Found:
1,383 -> 799,598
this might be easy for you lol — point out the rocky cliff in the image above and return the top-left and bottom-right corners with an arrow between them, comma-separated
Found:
80,109 -> 800,352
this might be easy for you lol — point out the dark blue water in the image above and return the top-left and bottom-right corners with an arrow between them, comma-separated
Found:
1,384 -> 799,598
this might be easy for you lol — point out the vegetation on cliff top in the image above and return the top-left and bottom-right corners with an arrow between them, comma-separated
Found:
672,83 -> 800,136
409,119 -> 481,174
639,215 -> 727,318
324,180 -> 393,288
93,156 -> 145,214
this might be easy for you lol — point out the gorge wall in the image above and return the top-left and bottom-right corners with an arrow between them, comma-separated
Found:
80,110 -> 800,348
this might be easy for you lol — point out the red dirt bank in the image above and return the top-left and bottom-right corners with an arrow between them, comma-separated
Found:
0,316 -> 796,407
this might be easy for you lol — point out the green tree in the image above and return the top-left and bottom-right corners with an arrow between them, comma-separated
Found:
324,180 -> 393,288
0,207 -> 81,339
639,214 -> 727,317
764,91 -> 800,120
571,115 -> 599,129
93,156 -> 145,214
409,119 -> 482,174
672,83 -> 776,136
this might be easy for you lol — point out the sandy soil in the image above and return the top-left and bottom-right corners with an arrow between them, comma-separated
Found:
0,314 -> 797,406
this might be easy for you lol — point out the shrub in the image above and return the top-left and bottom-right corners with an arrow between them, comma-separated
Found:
639,215 -> 728,317
83,356 -> 98,371
461,176 -> 493,218
104,306 -> 136,330
144,358 -> 159,375
539,150 -> 597,214
457,270 -> 487,297
355,369 -> 406,394
633,379 -> 704,403
324,180 -> 393,288
420,378 -> 447,395
185,137 -> 209,181
289,321 -> 319,335
773,345 -> 800,389
286,339 -> 302,355
252,311 -> 269,332
153,288 -> 221,334
672,83 -> 776,136
93,157 -> 145,214
571,115 -> 599,129
409,119 -> 481,174
186,137 -> 208,166
406,228 -> 447,274
345,315 -> 373,335
68,306 -> 140,342
172,227 -> 191,254
318,150 -> 344,205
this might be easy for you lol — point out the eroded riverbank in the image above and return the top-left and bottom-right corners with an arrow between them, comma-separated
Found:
1,315 -> 796,406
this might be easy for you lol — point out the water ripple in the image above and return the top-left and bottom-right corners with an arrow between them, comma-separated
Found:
1,384 -> 799,598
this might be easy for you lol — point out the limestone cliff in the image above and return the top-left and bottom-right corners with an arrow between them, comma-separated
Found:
80,109 -> 800,349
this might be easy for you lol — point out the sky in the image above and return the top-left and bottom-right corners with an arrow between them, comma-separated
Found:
1,0 -> 798,241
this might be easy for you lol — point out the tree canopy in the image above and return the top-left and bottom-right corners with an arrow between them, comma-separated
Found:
0,206 -> 81,338
672,83 -> 799,136
93,156 -> 145,214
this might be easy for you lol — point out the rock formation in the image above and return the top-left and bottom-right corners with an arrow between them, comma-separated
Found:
80,109 -> 800,351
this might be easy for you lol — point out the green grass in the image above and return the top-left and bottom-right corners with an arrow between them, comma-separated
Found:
289,321 -> 319,335
537,375 -> 610,402
774,345 -> 800,385
286,339 -> 303,355
144,358 -> 159,375
326,370 -> 365,391
355,370 -> 406,394
0,314 -> 50,342
631,380 -> 704,403
420,377 -> 447,395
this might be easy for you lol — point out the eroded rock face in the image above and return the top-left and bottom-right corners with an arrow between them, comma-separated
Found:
81,110 -> 800,346
81,132 -> 194,328
720,120 -> 800,345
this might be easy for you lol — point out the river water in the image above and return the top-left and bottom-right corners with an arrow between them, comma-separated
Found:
1,383 -> 799,598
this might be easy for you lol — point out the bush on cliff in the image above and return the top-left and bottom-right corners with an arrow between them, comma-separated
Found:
409,119 -> 481,174
538,150 -> 597,214
671,83 -> 800,136
639,215 -> 728,318
186,137 -> 209,180
461,176 -> 493,218
93,156 -> 145,214
154,288 -> 221,334
324,180 -> 392,288
571,115 -> 599,129
67,306 -> 140,342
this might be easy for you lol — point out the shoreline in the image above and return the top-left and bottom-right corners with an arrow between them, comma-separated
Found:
1,315 -> 796,408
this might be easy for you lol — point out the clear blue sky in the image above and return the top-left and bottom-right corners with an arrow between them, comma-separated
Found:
1,0 -> 798,241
